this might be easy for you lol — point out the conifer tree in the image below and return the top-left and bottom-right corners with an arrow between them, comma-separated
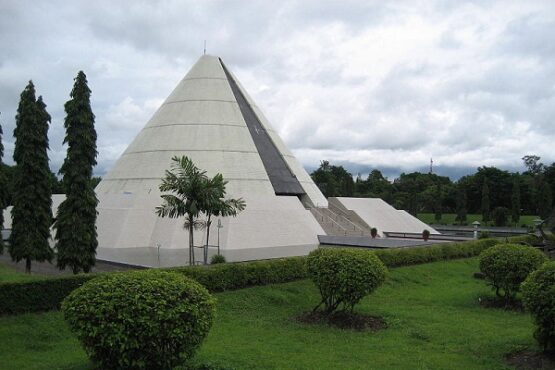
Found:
54,71 -> 98,274
537,180 -> 553,220
511,177 -> 521,226
9,82 -> 53,273
481,179 -> 490,225
455,186 -> 467,225
0,115 -> 5,254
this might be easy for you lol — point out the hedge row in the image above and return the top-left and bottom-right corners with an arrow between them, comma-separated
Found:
374,238 -> 501,267
0,274 -> 96,315
0,238 -> 503,315
166,256 -> 308,293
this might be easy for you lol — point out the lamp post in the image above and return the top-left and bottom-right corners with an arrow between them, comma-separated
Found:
472,221 -> 481,239
533,218 -> 544,238
217,219 -> 223,256
156,243 -> 161,267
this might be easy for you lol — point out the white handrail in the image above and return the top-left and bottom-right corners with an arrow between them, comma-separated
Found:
311,207 -> 348,232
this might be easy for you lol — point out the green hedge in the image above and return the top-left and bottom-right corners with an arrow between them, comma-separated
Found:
0,274 -> 95,315
374,238 -> 501,267
0,238 -> 503,315
166,256 -> 308,292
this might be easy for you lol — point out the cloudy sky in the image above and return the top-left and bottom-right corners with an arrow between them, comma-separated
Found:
1,0 -> 554,180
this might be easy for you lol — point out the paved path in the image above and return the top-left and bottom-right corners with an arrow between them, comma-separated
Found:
0,253 -> 143,277
318,235 -> 451,249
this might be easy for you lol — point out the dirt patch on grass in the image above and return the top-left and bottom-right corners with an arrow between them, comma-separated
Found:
296,311 -> 387,331
506,349 -> 555,370
478,296 -> 524,311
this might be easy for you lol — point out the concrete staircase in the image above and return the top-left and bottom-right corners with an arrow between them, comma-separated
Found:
310,206 -> 371,236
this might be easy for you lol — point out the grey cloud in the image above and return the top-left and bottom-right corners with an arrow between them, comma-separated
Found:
497,12 -> 555,58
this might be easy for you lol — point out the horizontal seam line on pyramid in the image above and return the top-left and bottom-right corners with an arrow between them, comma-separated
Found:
183,77 -> 227,81
122,149 -> 259,155
101,177 -> 272,182
142,123 -> 246,129
163,99 -> 237,105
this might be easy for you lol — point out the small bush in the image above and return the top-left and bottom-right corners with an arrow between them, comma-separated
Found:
210,254 -> 226,264
479,244 -> 547,304
307,248 -> 387,314
422,229 -> 430,240
522,261 -> 555,353
62,271 -> 215,370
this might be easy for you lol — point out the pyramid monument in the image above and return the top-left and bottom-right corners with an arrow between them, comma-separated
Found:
95,55 -> 326,267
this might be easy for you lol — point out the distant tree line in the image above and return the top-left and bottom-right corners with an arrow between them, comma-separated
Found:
310,155 -> 555,225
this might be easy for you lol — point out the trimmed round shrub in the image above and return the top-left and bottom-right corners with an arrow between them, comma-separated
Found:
307,248 -> 387,313
479,243 -> 547,303
522,261 -> 555,352
210,254 -> 226,264
62,271 -> 216,370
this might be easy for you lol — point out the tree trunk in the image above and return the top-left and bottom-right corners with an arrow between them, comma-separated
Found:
25,258 -> 31,274
189,215 -> 194,266
205,215 -> 212,265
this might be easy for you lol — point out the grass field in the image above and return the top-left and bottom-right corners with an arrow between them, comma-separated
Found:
418,213 -> 538,227
0,258 -> 537,370
0,264 -> 44,283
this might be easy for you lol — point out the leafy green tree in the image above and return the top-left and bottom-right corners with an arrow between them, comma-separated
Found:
458,167 -> 512,214
511,177 -> 520,225
522,155 -> 544,175
310,161 -> 354,198
200,173 -> 245,264
455,186 -> 467,225
54,71 -> 98,274
481,179 -> 490,225
9,82 -> 53,273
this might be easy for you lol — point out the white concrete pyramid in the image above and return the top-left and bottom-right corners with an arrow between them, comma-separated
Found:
95,55 -> 325,267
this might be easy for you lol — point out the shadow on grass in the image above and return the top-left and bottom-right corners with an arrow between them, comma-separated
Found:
296,311 -> 387,331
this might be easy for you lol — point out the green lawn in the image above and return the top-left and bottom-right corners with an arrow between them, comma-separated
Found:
418,213 -> 538,227
0,264 -> 44,283
0,258 -> 537,370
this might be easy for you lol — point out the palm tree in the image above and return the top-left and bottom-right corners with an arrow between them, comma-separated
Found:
201,173 -> 246,263
156,156 -> 246,265
156,156 -> 214,265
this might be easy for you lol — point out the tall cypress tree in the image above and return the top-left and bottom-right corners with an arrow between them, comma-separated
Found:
54,71 -> 98,274
0,114 -> 5,254
511,177 -> 521,226
9,82 -> 53,273
455,186 -> 467,225
537,180 -> 553,220
481,179 -> 490,225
